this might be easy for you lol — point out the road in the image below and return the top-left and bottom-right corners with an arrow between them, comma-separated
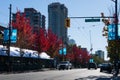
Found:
0,68 -> 119,80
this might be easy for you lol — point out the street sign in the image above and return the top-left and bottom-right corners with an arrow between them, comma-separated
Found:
59,49 -> 62,55
118,24 -> 120,39
11,29 -> 17,43
3,29 -> 17,43
108,24 -> 120,40
89,58 -> 94,63
108,24 -> 116,40
3,29 -> 9,42
63,48 -> 67,55
59,47 -> 67,55
85,19 -> 100,22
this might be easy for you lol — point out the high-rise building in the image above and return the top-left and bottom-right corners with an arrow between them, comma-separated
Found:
41,15 -> 46,29
48,2 -> 68,44
12,8 -> 46,34
95,50 -> 104,60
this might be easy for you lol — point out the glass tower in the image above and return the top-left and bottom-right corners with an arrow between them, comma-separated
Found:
48,2 -> 68,44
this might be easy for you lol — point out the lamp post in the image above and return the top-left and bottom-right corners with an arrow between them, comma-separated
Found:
6,4 -> 12,72
89,30 -> 93,55
8,4 -> 12,58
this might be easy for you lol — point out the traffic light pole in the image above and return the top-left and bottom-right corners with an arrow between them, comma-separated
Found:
115,0 -> 118,40
67,0 -> 118,62
111,0 -> 119,77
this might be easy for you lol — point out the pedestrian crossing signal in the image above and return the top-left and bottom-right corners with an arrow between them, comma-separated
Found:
65,18 -> 70,28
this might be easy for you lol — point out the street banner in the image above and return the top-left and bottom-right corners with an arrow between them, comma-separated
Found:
3,29 -> 17,43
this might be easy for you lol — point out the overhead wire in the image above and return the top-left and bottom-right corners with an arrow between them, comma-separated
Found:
68,10 -> 105,53
68,13 -> 93,47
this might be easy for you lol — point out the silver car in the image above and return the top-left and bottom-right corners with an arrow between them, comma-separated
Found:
57,61 -> 72,70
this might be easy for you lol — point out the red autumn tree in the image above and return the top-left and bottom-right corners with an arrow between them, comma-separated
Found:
35,28 -> 62,58
47,29 -> 63,58
80,49 -> 90,64
12,11 -> 36,56
35,28 -> 49,53
66,44 -> 90,67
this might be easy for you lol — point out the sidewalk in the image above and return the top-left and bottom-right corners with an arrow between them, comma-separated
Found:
0,68 -> 55,74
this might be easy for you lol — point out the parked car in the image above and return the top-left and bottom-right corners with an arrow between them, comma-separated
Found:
100,63 -> 113,73
98,64 -> 102,68
57,61 -> 72,70
88,62 -> 97,70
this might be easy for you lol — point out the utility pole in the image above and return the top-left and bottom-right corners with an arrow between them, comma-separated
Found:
7,4 -> 12,72
8,4 -> 12,57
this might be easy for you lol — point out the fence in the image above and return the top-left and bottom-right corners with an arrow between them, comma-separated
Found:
0,55 -> 54,72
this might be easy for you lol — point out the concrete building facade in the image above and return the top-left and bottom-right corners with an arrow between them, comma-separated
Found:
13,8 -> 46,34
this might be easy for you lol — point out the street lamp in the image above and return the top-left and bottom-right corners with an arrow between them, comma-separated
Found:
6,4 -> 12,72
89,30 -> 93,55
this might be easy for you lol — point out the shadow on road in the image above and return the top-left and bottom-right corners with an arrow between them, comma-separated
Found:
75,75 -> 120,80
0,68 -> 51,75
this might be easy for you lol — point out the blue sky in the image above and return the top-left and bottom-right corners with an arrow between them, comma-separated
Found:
0,0 -> 118,60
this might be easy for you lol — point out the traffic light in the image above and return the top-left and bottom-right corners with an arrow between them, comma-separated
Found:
65,18 -> 70,28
